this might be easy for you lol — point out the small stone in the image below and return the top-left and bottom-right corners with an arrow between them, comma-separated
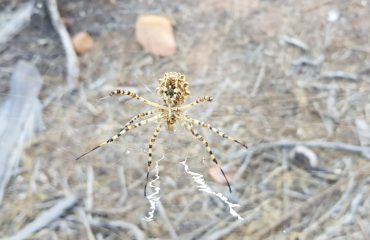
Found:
327,9 -> 340,22
135,15 -> 176,57
72,32 -> 94,55
289,146 -> 319,169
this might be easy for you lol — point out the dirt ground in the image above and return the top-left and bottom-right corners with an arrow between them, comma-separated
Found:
1,0 -> 370,239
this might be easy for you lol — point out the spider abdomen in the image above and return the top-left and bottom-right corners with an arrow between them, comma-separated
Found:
157,72 -> 190,106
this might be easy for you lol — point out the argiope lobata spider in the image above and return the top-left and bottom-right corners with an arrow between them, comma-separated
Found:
75,72 -> 248,196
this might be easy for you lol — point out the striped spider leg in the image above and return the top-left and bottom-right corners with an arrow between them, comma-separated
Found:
183,115 -> 248,149
76,90 -> 166,196
75,90 -> 162,161
182,121 -> 232,192
173,96 -> 214,110
123,110 -> 157,128
180,115 -> 248,192
145,123 -> 163,196
75,114 -> 162,161
109,89 -> 166,109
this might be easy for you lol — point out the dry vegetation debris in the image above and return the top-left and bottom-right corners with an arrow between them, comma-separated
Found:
0,0 -> 370,239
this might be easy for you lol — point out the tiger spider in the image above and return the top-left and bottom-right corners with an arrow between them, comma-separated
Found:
75,72 -> 248,196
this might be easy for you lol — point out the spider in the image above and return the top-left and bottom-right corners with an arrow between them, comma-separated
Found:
75,72 -> 248,196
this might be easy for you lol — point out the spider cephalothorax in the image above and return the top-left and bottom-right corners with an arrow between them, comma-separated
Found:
76,72 -> 248,196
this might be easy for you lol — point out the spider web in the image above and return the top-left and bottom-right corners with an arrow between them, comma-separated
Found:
180,157 -> 243,221
143,156 -> 163,222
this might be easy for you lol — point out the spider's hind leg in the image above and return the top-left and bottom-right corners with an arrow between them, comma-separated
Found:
144,123 -> 163,196
184,116 -> 248,149
110,89 -> 165,109
182,123 -> 232,193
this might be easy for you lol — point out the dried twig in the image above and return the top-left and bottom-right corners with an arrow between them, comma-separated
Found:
292,56 -> 324,67
117,165 -> 128,205
282,35 -> 309,51
248,140 -> 370,158
46,0 -> 79,88
254,178 -> 344,240
322,71 -> 359,81
184,219 -> 218,239
90,218 -> 145,240
28,158 -> 41,193
233,140 -> 370,181
305,174 -> 367,239
5,195 -> 78,240
250,64 -> 266,97
200,211 -> 258,240
77,208 -> 96,240
157,201 -> 179,240
0,61 -> 44,203
0,2 -> 33,45
85,166 -> 94,212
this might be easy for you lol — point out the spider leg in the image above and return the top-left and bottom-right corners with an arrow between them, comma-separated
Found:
182,122 -> 232,193
75,114 -> 161,160
110,89 -> 166,109
183,115 -> 248,149
174,96 -> 213,110
123,110 -> 157,128
144,123 -> 163,196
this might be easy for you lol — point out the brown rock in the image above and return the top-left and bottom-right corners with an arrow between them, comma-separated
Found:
135,15 -> 176,57
72,32 -> 94,55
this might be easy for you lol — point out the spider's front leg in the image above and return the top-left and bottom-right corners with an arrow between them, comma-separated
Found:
110,89 -> 166,109
144,123 -> 162,196
75,114 -> 161,160
182,122 -> 232,193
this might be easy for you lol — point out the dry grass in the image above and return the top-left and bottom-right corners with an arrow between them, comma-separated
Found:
1,0 -> 370,239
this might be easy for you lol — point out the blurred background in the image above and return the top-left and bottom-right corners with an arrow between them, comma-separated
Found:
1,0 -> 370,239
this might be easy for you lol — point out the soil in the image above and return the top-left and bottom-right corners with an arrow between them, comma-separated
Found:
1,0 -> 370,239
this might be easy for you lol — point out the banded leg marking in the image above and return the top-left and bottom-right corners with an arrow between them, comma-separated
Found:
183,116 -> 248,149
75,115 -> 161,161
123,110 -> 156,128
183,123 -> 232,193
144,123 -> 163,196
175,96 -> 213,110
110,89 -> 166,109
